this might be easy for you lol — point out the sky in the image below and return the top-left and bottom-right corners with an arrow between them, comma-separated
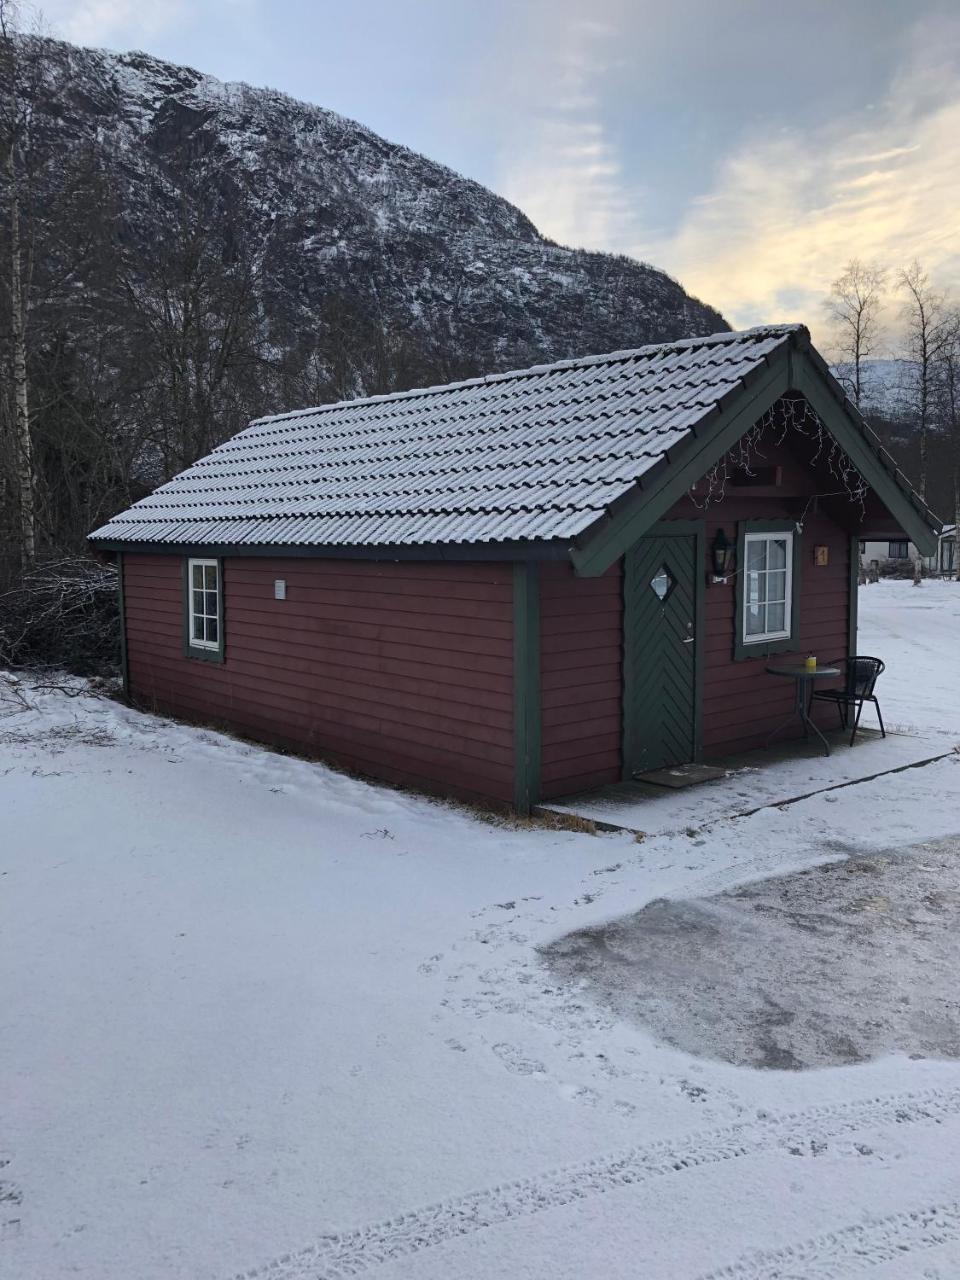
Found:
37,0 -> 960,350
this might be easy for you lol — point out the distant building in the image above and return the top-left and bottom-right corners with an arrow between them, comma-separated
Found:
932,525 -> 957,577
861,537 -> 919,566
860,525 -> 956,577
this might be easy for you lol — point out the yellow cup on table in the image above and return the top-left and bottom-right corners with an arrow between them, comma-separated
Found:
805,655 -> 817,671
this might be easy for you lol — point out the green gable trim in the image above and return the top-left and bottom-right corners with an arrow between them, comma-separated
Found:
569,340 -> 939,578
789,355 -> 939,556
512,561 -> 541,815
733,519 -> 803,662
570,352 -> 791,577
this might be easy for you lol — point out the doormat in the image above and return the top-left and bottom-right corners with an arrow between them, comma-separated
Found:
635,763 -> 728,789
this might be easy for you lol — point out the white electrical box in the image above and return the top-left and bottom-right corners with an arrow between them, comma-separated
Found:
274,579 -> 287,600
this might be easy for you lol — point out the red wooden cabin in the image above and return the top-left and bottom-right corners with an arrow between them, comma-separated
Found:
90,326 -> 939,812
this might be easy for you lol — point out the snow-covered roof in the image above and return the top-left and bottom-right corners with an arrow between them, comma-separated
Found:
92,327 -> 815,549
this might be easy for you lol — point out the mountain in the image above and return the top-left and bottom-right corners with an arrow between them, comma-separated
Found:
2,34 -> 728,561
30,36 -> 726,378
860,360 -> 917,416
832,359 -> 918,422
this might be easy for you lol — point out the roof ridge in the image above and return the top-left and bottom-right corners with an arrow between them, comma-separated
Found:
247,325 -> 807,430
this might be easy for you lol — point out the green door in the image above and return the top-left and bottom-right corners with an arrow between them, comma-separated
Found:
623,531 -> 701,777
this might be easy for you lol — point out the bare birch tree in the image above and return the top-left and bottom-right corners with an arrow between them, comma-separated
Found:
0,0 -> 35,567
824,259 -> 886,409
898,260 -> 952,502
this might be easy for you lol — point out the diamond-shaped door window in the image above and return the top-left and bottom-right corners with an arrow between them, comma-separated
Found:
650,565 -> 674,602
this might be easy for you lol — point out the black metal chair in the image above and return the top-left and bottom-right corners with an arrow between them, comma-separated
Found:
812,656 -> 886,746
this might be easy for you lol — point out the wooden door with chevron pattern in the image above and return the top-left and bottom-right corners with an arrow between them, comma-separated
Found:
623,532 -> 700,777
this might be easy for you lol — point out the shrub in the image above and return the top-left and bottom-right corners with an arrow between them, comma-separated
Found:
880,559 -> 925,580
0,557 -> 120,676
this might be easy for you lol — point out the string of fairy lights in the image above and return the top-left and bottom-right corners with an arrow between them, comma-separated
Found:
688,396 -> 869,532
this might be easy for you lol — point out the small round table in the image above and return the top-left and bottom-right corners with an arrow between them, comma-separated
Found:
765,664 -> 842,756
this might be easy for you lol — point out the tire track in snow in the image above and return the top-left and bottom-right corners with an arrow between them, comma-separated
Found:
233,1086 -> 960,1280
697,1201 -> 960,1279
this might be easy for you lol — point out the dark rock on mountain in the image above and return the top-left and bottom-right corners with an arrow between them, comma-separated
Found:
3,33 -> 729,560
27,35 -> 727,389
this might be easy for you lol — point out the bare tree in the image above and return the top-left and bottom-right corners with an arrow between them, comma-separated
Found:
116,152 -> 272,476
898,260 -> 953,502
0,0 -> 35,567
824,259 -> 887,409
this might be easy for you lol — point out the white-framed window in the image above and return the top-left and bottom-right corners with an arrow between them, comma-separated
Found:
743,531 -> 793,643
187,558 -> 221,650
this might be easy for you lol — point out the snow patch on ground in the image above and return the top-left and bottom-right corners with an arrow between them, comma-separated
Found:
544,836 -> 960,1070
0,581 -> 958,1278
858,577 -> 960,738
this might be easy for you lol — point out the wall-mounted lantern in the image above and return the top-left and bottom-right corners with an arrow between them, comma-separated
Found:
710,528 -> 734,584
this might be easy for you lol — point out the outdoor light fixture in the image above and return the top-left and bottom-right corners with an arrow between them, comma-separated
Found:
710,528 -> 734,584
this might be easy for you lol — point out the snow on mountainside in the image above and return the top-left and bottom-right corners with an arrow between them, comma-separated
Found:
28,36 -> 727,385
833,358 -> 918,420
859,359 -> 918,418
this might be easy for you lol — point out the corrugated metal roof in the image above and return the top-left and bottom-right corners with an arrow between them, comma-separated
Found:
90,326 -> 800,548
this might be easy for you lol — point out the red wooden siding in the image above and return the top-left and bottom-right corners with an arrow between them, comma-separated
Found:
122,555 -> 515,806
538,560 -> 623,800
698,505 -> 850,756
666,430 -> 856,756
536,425 -> 859,795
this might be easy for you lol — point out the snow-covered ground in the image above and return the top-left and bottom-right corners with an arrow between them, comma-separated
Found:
1,581 -> 959,1279
858,577 -> 960,739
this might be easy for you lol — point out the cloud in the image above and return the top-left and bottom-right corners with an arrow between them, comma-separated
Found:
655,45 -> 960,344
496,22 -> 646,255
39,0 -> 186,47
499,13 -> 960,349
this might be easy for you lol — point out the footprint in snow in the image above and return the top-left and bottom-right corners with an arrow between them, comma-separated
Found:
492,1042 -> 546,1076
559,1083 -> 600,1106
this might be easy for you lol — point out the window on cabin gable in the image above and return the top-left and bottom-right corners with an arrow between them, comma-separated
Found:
743,532 -> 793,644
187,558 -> 221,652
